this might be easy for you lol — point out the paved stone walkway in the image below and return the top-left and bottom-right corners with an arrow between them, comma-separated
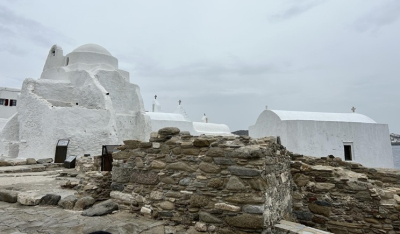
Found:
0,201 -> 166,234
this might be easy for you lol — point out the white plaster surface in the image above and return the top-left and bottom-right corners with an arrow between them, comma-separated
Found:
0,87 -> 20,119
249,109 -> 394,168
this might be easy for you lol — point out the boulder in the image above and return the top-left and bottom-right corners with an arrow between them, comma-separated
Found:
81,199 -> 119,216
17,192 -> 41,206
74,196 -> 95,210
40,194 -> 61,206
26,158 -> 37,165
58,195 -> 78,209
37,158 -> 53,164
0,189 -> 18,203
158,127 -> 180,136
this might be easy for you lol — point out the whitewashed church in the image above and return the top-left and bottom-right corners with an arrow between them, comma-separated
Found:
0,44 -> 230,160
249,108 -> 394,168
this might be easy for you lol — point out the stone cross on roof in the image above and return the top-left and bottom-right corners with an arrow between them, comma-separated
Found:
351,106 -> 356,113
179,100 -> 181,105
154,95 -> 157,99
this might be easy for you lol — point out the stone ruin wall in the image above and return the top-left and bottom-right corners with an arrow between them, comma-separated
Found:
109,127 -> 292,233
291,154 -> 400,234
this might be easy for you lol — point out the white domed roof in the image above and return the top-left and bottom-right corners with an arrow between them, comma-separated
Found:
72,44 -> 112,56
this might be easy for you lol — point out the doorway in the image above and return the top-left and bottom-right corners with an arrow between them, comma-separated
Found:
343,142 -> 353,161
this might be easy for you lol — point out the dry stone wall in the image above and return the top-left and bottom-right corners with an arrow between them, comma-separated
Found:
291,154 -> 400,234
110,127 -> 292,233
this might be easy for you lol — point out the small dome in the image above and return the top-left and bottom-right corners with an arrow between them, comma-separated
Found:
72,44 -> 112,56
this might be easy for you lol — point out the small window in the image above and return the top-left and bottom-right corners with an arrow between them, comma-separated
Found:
66,57 -> 69,66
4,99 -> 9,106
344,145 -> 352,161
0,98 -> 4,105
52,50 -> 56,56
10,99 -> 17,106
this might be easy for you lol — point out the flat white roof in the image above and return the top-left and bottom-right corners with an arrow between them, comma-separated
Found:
270,110 -> 376,123
146,112 -> 187,121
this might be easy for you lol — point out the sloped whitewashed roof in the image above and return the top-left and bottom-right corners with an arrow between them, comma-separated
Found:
71,43 -> 112,56
270,110 -> 376,123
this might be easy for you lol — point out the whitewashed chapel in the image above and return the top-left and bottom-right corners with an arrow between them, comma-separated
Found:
0,44 -> 230,159
249,109 -> 394,168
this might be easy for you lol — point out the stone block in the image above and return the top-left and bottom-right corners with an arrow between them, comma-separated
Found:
199,162 -> 220,173
74,196 -> 95,210
158,127 -> 180,136
159,201 -> 175,210
150,160 -> 166,169
58,195 -> 78,209
226,176 -> 246,190
110,182 -> 124,191
213,157 -> 235,165
309,202 -> 331,217
150,191 -> 163,200
190,195 -> 209,208
130,169 -> 159,185
227,166 -> 260,177
206,148 -> 224,157
248,178 -> 268,190
207,178 -> 224,188
242,205 -> 264,214
123,140 -> 141,149
315,183 -> 335,191
26,158 -> 37,165
0,189 -> 18,203
193,138 -> 210,147
18,192 -> 41,206
214,203 -> 240,212
225,193 -> 265,204
81,199 -> 118,216
39,194 -> 61,206
36,158 -> 53,164
166,162 -> 196,172
112,167 -> 134,183
199,212 -> 222,223
110,191 -> 134,204
182,148 -> 200,156
225,214 -> 263,229
195,222 -> 208,232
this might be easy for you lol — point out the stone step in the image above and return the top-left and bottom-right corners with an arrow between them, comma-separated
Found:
274,220 -> 333,234
0,163 -> 64,174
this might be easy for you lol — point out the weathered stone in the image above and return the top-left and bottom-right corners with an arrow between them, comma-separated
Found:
74,196 -> 95,210
226,176 -> 246,190
130,170 -> 159,185
166,162 -> 196,172
150,160 -> 166,169
36,158 -> 53,164
82,199 -> 119,216
140,142 -> 152,148
179,177 -> 192,186
112,151 -> 130,160
110,182 -> 124,191
160,176 -> 176,184
110,191 -> 134,204
207,178 -> 224,188
213,157 -> 235,165
58,195 -> 78,209
315,183 -> 335,191
123,140 -> 141,149
39,194 -> 61,206
17,192 -> 41,206
293,174 -> 310,187
159,201 -> 175,210
193,138 -> 210,147
214,203 -> 240,212
158,127 -> 180,136
248,178 -> 268,190
165,191 -> 182,198
225,193 -> 265,204
206,147 -> 224,157
135,157 -> 144,168
26,158 -> 37,165
346,181 -> 367,191
150,191 -> 163,200
225,214 -> 263,229
243,205 -> 264,214
152,142 -> 161,149
0,189 -> 18,203
227,166 -> 260,177
171,147 -> 181,155
293,211 -> 314,221
227,145 -> 262,159
190,195 -> 209,208
199,212 -> 222,223
182,148 -> 200,156
309,202 -> 331,217
140,206 -> 152,215
112,167 -> 134,183
0,160 -> 12,166
195,222 -> 208,232
199,162 -> 220,173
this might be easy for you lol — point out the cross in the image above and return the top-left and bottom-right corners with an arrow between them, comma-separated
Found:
154,95 -> 157,99
178,100 -> 181,105
351,106 -> 356,113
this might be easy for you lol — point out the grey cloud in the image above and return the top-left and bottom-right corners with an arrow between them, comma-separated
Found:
354,1 -> 400,32
269,0 -> 326,22
0,4 -> 73,49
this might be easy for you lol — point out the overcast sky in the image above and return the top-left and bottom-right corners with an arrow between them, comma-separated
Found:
0,0 -> 399,133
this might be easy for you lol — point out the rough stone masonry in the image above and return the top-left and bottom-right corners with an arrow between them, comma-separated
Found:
110,127 -> 292,233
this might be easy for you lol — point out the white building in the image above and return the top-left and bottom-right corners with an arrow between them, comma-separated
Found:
0,44 -> 231,160
249,109 -> 394,168
0,87 -> 20,119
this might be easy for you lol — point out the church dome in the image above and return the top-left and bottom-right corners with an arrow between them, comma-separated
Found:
72,44 -> 112,56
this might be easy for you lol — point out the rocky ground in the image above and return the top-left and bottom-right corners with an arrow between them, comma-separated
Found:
0,164 -> 203,234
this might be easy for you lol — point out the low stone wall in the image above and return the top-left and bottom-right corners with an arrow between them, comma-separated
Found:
110,127 -> 292,233
291,154 -> 400,234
